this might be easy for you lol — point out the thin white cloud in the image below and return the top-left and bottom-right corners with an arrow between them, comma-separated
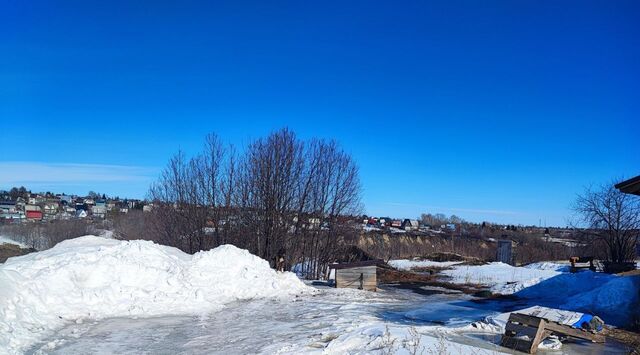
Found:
385,202 -> 520,216
0,162 -> 157,186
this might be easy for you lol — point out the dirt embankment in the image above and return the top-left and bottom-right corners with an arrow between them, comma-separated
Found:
0,243 -> 36,263
357,232 -> 496,262
377,264 -> 489,296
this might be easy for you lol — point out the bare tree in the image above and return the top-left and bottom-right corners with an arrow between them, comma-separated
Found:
573,182 -> 640,263
147,128 -> 362,276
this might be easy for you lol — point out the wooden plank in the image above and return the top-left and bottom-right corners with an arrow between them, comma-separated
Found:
505,323 -> 539,338
510,313 -> 543,328
500,336 -> 535,353
530,319 -> 548,353
544,321 -> 605,343
502,314 -> 547,353
331,260 -> 383,269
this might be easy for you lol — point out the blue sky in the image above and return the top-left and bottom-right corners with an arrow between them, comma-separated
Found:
1,1 -> 639,226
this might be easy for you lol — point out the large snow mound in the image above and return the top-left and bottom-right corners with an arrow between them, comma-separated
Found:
0,235 -> 310,354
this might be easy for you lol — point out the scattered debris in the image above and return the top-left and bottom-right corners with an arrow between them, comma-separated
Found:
501,307 -> 605,354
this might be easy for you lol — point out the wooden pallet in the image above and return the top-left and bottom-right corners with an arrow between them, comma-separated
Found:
501,313 -> 605,354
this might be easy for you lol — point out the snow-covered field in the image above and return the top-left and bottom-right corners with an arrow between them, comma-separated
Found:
1,237 -> 636,354
441,262 -> 564,294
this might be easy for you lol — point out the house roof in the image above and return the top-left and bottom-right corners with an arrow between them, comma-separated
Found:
615,175 -> 640,196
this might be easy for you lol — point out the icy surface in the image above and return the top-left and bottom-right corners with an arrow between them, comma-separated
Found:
27,287 -> 629,354
0,236 -> 310,354
28,288 -> 511,355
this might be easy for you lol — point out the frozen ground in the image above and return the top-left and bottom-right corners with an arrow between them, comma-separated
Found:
1,238 -> 636,354
440,261 -> 563,294
26,286 -> 629,354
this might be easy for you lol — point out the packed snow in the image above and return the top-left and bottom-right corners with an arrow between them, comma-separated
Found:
515,270 -> 640,326
440,262 -> 563,294
0,236 -> 310,354
389,259 -> 463,271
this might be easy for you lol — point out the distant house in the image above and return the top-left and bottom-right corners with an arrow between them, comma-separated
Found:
57,211 -> 73,220
402,219 -> 419,231
75,210 -> 88,218
26,210 -> 43,221
0,201 -> 17,214
390,219 -> 402,228
92,204 -> 107,219
308,217 -> 321,229
43,202 -> 59,216
0,201 -> 24,222
25,204 -> 41,212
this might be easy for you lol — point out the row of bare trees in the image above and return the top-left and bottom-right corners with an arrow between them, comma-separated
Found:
145,128 -> 362,278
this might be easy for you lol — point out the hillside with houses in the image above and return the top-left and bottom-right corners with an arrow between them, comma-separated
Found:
0,188 -> 149,223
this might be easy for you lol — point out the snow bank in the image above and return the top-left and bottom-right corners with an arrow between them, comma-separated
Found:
516,271 -> 640,326
389,259 -> 463,271
441,262 -> 561,294
0,235 -> 310,354
522,261 -> 570,272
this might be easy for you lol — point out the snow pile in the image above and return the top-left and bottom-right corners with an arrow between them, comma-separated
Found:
441,262 -> 561,294
0,235 -> 310,354
522,261 -> 570,272
389,259 -> 463,271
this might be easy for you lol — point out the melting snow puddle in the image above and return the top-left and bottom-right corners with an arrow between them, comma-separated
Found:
28,286 -> 630,354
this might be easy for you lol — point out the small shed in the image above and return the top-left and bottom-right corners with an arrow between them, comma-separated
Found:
331,260 -> 382,291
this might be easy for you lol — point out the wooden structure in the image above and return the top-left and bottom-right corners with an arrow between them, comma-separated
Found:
331,260 -> 381,291
615,175 -> 640,196
501,313 -> 605,354
496,240 -> 513,265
